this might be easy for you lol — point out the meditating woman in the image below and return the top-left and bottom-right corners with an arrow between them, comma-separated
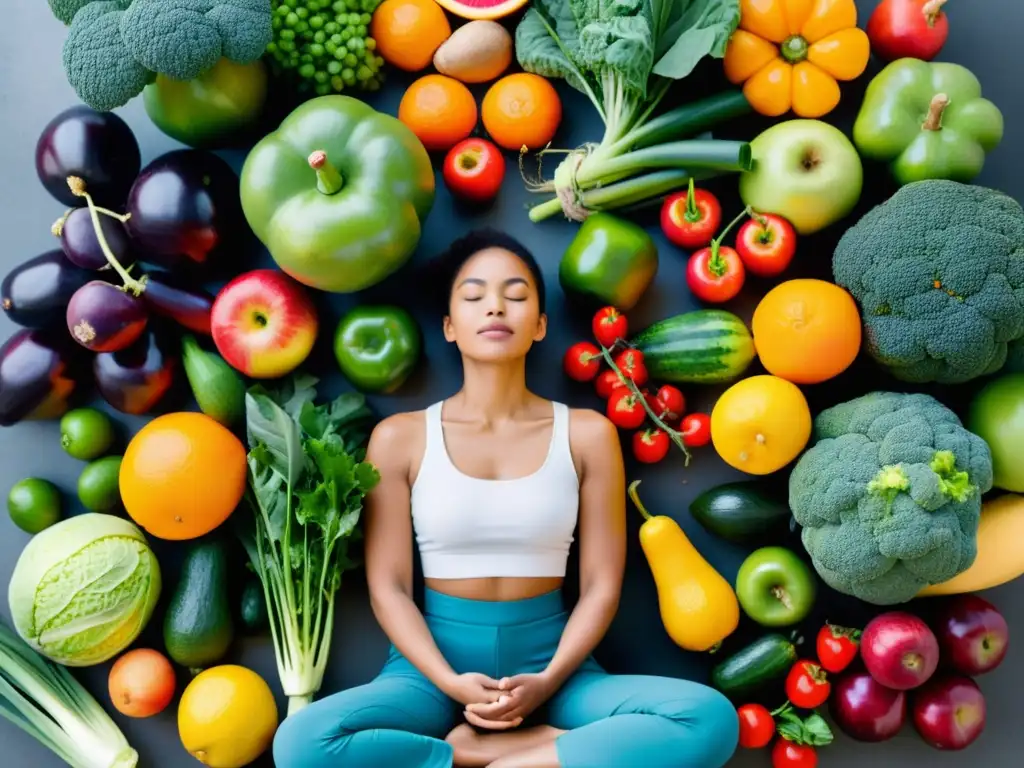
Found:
272,230 -> 739,768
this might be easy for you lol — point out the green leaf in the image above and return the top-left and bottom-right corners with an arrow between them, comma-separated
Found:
247,456 -> 290,545
578,9 -> 654,99
300,391 -> 374,445
250,374 -> 319,421
802,713 -> 834,747
652,0 -> 741,79
246,392 -> 306,487
776,718 -> 804,744
515,1 -> 592,96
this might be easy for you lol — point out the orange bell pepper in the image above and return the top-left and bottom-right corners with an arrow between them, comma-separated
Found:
724,0 -> 871,118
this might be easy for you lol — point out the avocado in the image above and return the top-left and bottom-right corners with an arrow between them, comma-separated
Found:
239,576 -> 269,633
163,536 -> 235,673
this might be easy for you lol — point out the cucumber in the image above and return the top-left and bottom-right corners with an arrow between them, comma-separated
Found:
711,633 -> 797,699
630,310 -> 755,384
690,481 -> 793,545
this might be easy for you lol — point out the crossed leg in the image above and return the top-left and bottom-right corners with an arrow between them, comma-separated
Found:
445,724 -> 565,768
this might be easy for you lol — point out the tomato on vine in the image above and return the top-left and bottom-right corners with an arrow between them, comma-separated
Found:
772,740 -> 817,768
680,413 -> 711,447
606,389 -> 647,430
654,385 -> 685,421
594,369 -> 625,399
592,306 -> 628,348
614,349 -> 648,387
686,207 -> 750,304
736,212 -> 797,277
563,342 -> 601,382
633,428 -> 670,464
660,177 -> 722,250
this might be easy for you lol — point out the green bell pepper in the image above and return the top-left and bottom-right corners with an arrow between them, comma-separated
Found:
334,306 -> 422,394
143,58 -> 268,149
558,213 -> 659,311
853,59 -> 1004,186
239,96 -> 435,294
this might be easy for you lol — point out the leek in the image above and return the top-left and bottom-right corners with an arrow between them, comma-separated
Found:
0,620 -> 138,768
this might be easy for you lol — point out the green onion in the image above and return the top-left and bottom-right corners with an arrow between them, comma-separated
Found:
0,621 -> 138,768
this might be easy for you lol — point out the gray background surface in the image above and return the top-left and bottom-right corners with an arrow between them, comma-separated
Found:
1,0 -> 1021,766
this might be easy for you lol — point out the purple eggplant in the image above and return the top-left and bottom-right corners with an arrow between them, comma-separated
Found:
126,149 -> 242,270
66,281 -> 149,352
35,106 -> 141,208
56,206 -> 134,271
2,250 -> 94,328
0,329 -> 83,427
142,271 -> 214,335
93,327 -> 177,415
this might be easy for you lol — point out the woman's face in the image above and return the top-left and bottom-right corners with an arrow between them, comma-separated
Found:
443,246 -> 547,362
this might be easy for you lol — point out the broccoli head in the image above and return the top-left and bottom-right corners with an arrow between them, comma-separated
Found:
789,391 -> 993,605
59,0 -> 272,111
48,0 -> 107,25
833,180 -> 1024,384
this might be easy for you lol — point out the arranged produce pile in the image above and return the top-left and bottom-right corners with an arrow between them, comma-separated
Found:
1,0 -> 1021,767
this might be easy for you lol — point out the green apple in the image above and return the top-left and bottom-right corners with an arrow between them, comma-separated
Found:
739,120 -> 864,235
735,546 -> 817,628
967,372 -> 1024,492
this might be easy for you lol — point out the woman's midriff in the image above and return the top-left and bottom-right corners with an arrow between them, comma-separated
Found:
425,576 -> 564,601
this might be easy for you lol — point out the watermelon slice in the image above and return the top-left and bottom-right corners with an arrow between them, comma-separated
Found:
434,0 -> 530,21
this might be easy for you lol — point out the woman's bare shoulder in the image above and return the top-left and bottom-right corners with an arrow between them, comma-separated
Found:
566,406 -> 621,464
370,410 -> 427,448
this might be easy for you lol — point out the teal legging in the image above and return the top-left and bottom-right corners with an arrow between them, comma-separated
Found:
273,589 -> 739,768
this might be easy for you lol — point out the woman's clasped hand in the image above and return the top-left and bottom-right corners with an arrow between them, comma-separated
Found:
461,673 -> 554,729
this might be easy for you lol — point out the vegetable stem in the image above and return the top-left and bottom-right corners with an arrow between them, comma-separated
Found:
708,205 -> 753,273
309,150 -> 344,195
628,479 -> 653,521
684,178 -> 701,221
924,0 -> 947,25
923,93 -> 950,131
65,176 -> 146,296
574,141 -> 752,187
607,91 -> 753,155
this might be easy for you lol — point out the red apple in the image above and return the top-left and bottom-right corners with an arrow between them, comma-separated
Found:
935,595 -> 1009,675
912,675 -> 986,750
211,269 -> 318,379
861,611 -> 940,690
830,671 -> 907,742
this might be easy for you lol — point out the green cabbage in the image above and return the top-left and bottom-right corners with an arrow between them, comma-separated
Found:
7,514 -> 161,667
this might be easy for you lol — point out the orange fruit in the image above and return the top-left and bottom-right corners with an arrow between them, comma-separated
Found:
120,412 -> 247,541
482,73 -> 562,151
752,279 -> 863,384
370,0 -> 452,73
398,74 -> 478,152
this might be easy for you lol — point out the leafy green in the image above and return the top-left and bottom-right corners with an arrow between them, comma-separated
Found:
237,375 -> 379,717
514,0 -> 748,222
774,703 -> 834,747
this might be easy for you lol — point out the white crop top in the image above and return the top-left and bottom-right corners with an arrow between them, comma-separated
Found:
410,400 -> 580,579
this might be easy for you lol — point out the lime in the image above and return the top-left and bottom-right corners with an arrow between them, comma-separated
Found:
77,455 -> 123,513
7,478 -> 62,534
61,407 -> 116,460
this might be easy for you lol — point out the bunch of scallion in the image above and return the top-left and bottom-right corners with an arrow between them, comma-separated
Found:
0,620 -> 138,768
514,0 -> 752,222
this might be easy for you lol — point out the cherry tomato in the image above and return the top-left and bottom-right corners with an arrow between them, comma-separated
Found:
563,342 -> 601,382
785,660 -> 831,710
660,178 -> 722,250
606,389 -> 647,430
737,704 -> 775,749
592,306 -> 628,348
816,623 -> 862,674
442,138 -> 506,203
632,428 -> 670,463
736,212 -> 797,277
594,369 -> 626,399
680,413 -> 711,447
687,244 -> 745,303
655,385 -> 686,422
867,0 -> 950,63
614,349 -> 648,387
772,740 -> 817,768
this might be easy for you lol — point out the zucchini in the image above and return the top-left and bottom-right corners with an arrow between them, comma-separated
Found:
711,633 -> 797,699
690,481 -> 793,545
630,310 -> 755,384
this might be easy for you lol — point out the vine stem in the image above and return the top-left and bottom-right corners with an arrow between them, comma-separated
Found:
596,342 -> 692,465
66,175 -> 146,295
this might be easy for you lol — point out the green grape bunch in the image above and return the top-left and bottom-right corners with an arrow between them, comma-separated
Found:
267,0 -> 387,96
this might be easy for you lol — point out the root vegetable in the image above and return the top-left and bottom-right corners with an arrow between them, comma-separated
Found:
433,21 -> 512,84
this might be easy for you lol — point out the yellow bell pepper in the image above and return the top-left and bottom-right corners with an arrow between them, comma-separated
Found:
724,0 -> 871,118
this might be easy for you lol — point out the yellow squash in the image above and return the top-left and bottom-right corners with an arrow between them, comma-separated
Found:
919,493 -> 1024,596
724,0 -> 870,118
629,480 -> 740,652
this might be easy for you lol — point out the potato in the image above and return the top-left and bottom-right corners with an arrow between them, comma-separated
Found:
432,21 -> 513,84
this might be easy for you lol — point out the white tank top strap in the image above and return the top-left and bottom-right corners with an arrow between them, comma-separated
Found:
548,401 -> 575,478
420,401 -> 447,472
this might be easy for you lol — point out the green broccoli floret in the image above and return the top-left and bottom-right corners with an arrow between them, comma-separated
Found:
48,0 -> 106,24
833,180 -> 1024,384
62,2 -> 153,112
120,0 -> 272,81
60,0 -> 271,111
789,391 -> 993,605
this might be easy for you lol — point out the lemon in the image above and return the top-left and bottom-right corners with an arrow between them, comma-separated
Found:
178,665 -> 278,767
